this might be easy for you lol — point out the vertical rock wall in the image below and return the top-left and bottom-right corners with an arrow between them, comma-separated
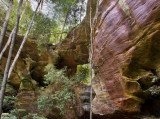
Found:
92,0 -> 160,116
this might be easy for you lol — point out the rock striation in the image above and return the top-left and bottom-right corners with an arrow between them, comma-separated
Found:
92,0 -> 160,117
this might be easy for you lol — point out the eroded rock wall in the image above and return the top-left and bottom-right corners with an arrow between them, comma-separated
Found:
53,0 -> 98,76
0,32 -> 49,88
0,31 -> 49,116
92,0 -> 160,116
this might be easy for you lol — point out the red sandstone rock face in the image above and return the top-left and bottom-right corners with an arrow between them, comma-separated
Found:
127,0 -> 160,25
92,0 -> 160,116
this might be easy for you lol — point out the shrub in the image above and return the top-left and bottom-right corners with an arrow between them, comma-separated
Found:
38,65 -> 75,115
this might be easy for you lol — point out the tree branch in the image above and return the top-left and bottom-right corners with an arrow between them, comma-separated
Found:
0,0 -> 9,8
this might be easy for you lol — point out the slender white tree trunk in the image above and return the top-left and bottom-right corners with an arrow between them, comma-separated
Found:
89,0 -> 96,118
0,0 -> 13,51
0,28 -> 15,60
89,2 -> 93,119
0,8 -> 27,61
0,0 -> 23,117
8,1 -> 41,79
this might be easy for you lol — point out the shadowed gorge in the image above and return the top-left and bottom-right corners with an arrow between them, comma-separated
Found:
0,0 -> 160,119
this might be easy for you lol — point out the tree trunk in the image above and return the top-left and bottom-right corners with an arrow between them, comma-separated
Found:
59,10 -> 70,42
0,9 -> 26,61
8,1 -> 41,79
0,0 -> 23,117
0,28 -> 14,60
89,2 -> 93,119
0,0 -> 13,51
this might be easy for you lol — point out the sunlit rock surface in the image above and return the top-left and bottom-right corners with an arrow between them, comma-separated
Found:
92,0 -> 160,117
0,32 -> 49,88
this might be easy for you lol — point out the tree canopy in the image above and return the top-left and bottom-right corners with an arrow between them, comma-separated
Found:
0,0 -> 87,51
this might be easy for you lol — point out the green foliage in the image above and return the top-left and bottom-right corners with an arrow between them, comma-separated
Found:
0,74 -> 17,112
38,63 -> 93,115
38,64 -> 92,115
0,74 -> 2,82
31,13 -> 53,36
50,0 -> 86,25
74,64 -> 90,84
2,115 -> 17,119
38,65 -> 75,115
0,0 -> 89,118
18,2 -> 34,35
31,13 -> 54,52
0,1 -> 6,25
43,65 -> 68,84
2,108 -> 26,119
22,113 -> 47,119
6,0 -> 33,34
3,96 -> 16,112
10,108 -> 26,118
34,0 -> 86,51
3,96 -> 16,106
52,89 -> 74,115
0,0 -> 86,52
2,111 -> 46,119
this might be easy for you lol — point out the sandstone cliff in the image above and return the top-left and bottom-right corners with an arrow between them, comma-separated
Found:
1,0 -> 160,118
54,0 -> 160,118
92,0 -> 160,118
